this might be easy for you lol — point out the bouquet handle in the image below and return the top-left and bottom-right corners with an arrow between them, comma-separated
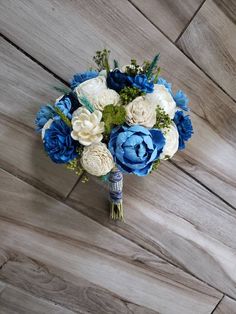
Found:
108,168 -> 124,221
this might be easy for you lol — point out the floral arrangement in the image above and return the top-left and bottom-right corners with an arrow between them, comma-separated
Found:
35,49 -> 193,220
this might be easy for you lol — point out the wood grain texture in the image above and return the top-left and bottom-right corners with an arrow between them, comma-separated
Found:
0,285 -> 75,314
213,296 -> 236,313
67,161 -> 236,298
0,37 -> 67,129
0,281 -> 5,294
177,0 -> 236,100
1,0 -> 236,207
0,252 -> 157,314
0,116 -> 78,198
130,0 -> 204,41
0,38 -> 78,198
0,220 -> 221,314
0,169 -> 222,314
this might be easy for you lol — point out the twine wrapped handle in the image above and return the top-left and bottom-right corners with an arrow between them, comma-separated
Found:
108,167 -> 124,221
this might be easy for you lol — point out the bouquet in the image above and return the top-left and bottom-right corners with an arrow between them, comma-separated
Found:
35,49 -> 193,221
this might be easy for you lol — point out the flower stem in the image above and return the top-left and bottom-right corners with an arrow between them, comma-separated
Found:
108,168 -> 124,221
110,202 -> 124,221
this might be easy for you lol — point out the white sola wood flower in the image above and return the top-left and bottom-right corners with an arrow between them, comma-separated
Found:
75,76 -> 120,111
146,84 -> 176,119
125,96 -> 156,128
75,76 -> 107,99
92,88 -> 120,111
160,123 -> 179,159
81,143 -> 114,176
71,107 -> 104,146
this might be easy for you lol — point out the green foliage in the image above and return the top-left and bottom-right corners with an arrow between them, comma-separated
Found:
53,86 -> 71,94
162,155 -> 171,160
119,86 -> 145,105
154,106 -> 172,130
102,105 -> 126,135
151,159 -> 161,172
141,60 -> 151,74
93,49 -> 111,73
67,158 -> 84,176
81,173 -> 89,183
153,67 -> 161,83
113,59 -> 119,69
78,95 -> 94,113
100,173 -> 110,182
146,53 -> 160,79
125,59 -> 141,76
54,106 -> 71,128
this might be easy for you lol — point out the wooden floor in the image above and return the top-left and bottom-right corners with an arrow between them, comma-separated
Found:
0,0 -> 236,313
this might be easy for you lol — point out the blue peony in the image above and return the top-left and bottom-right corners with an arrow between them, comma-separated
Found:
174,110 -> 193,150
58,92 -> 81,113
70,71 -> 98,89
157,77 -> 172,94
174,90 -> 189,111
35,104 -> 55,132
108,125 -> 165,176
128,74 -> 154,93
55,97 -> 73,119
43,119 -> 78,164
107,70 -> 131,92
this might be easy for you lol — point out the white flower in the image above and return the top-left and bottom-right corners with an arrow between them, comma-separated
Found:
125,96 -> 156,128
99,70 -> 107,77
160,123 -> 179,159
75,76 -> 107,99
41,119 -> 53,140
71,107 -> 104,146
146,84 -> 176,119
121,64 -> 143,73
81,143 -> 114,176
92,89 -> 120,111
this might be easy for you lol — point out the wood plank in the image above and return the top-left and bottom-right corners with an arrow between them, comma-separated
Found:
0,169 -> 222,314
0,220 -> 221,314
0,116 -> 78,198
213,296 -> 236,314
0,284 -> 75,314
0,0 -> 236,207
67,161 -> 236,298
0,252 -> 157,314
0,37 -> 79,198
0,281 -> 5,294
130,0 -> 204,41
0,37 -> 66,129
177,0 -> 236,100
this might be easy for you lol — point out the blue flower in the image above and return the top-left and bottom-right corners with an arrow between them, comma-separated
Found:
70,71 -> 98,89
174,111 -> 193,150
35,104 -> 55,132
174,90 -> 189,111
55,97 -> 73,119
107,70 -> 131,92
128,74 -> 154,93
157,77 -> 172,94
58,92 -> 81,113
108,125 -> 165,176
43,119 -> 78,164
